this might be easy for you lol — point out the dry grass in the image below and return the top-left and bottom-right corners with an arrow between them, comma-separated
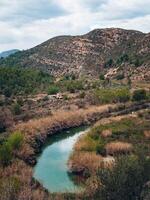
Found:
0,160 -> 32,185
0,160 -> 33,200
105,141 -> 133,155
69,152 -> 103,174
101,129 -> 112,138
144,130 -> 150,139
16,105 -> 113,138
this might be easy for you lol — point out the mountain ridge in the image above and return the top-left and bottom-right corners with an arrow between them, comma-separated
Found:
0,28 -> 149,77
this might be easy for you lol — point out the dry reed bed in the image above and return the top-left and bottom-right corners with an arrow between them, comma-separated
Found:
15,104 -> 116,161
69,152 -> 103,175
105,141 -> 133,155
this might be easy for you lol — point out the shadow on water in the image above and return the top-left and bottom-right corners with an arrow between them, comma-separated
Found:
33,126 -> 88,193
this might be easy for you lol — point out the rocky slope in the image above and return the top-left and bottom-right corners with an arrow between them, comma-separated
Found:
0,28 -> 150,77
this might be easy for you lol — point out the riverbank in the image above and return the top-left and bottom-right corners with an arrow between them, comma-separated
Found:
68,108 -> 150,199
1,101 -> 149,200
15,101 -> 149,165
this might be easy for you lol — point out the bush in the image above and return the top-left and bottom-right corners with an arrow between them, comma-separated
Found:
93,87 -> 130,104
99,74 -> 105,80
0,132 -> 23,166
66,80 -> 83,93
104,58 -> 113,68
95,154 -> 150,200
0,143 -> 12,166
132,89 -> 147,101
47,85 -> 59,95
117,54 -> 129,64
11,103 -> 21,115
7,131 -> 23,150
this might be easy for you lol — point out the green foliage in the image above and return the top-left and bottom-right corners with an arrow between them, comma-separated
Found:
0,132 -> 23,166
94,87 -> 130,104
117,54 -> 129,64
58,80 -> 84,93
99,74 -> 105,80
95,154 -> 150,200
132,89 -> 147,101
6,132 -> 23,150
67,80 -> 83,93
0,143 -> 12,166
104,58 -> 113,68
96,141 -> 106,155
11,103 -> 21,115
0,67 -> 53,96
47,85 -> 59,95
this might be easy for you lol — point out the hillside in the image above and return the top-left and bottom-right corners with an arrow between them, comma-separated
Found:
0,28 -> 150,78
0,49 -> 20,58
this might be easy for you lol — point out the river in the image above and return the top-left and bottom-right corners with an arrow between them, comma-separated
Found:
33,126 -> 88,193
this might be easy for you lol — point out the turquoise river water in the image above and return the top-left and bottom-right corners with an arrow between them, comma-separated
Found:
33,126 -> 88,193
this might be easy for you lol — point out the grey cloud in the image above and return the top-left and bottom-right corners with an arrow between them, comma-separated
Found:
0,0 -> 150,52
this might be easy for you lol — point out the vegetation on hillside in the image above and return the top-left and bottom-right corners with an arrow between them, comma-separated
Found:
0,67 -> 53,96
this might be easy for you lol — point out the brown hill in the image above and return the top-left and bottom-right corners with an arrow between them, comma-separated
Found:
0,28 -> 150,77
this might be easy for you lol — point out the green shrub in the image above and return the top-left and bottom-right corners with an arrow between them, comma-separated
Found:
7,132 -> 23,150
94,87 -> 130,104
95,154 -> 150,200
132,89 -> 147,101
47,85 -> 59,95
104,58 -> 113,68
66,80 -> 83,93
96,142 -> 106,155
11,103 -> 21,115
117,54 -> 129,64
0,132 -> 23,166
99,74 -> 105,80
0,143 -> 12,166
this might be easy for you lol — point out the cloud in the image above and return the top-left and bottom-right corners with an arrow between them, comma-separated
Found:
0,0 -> 150,51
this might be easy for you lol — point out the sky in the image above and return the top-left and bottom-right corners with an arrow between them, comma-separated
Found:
0,0 -> 150,52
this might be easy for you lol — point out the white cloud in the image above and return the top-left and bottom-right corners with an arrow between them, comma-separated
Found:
0,0 -> 150,52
